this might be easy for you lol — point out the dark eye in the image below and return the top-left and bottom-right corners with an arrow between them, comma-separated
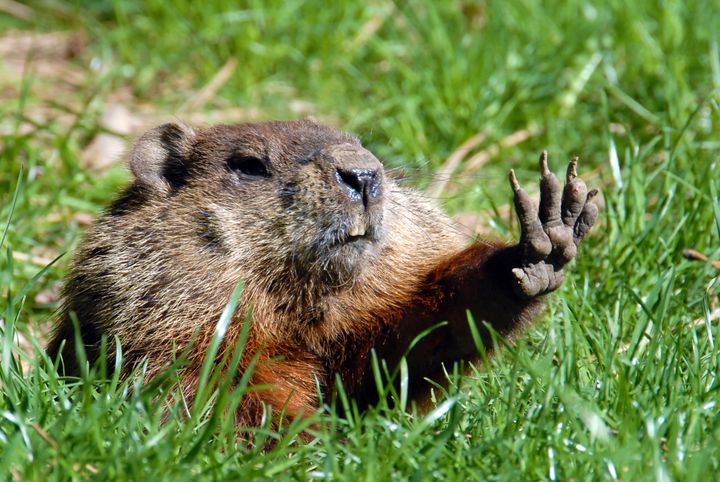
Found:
227,155 -> 270,178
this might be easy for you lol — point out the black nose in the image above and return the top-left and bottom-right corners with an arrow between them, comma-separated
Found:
336,168 -> 382,208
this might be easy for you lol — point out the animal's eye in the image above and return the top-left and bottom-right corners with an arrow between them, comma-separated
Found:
227,155 -> 271,178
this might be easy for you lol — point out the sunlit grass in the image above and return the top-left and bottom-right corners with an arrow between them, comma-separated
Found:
1,0 -> 720,480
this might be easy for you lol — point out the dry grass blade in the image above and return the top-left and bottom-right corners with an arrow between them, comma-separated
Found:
0,319 -> 46,372
442,126 -> 543,196
81,104 -> 142,170
463,125 -> 543,173
682,248 -> 720,270
674,308 -> 720,332
30,422 -> 59,450
179,57 -> 238,113
347,4 -> 396,50
0,0 -> 33,20
425,131 -> 487,198
0,30 -> 84,62
617,309 -> 720,354
12,251 -> 57,267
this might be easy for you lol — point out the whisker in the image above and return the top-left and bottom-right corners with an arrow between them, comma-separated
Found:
385,198 -> 475,239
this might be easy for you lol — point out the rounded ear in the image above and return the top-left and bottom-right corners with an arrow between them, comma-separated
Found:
129,123 -> 196,194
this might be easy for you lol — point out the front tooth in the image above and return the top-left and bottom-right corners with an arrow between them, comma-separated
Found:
349,218 -> 367,237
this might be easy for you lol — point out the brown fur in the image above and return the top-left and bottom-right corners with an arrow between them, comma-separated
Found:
47,119 -> 593,425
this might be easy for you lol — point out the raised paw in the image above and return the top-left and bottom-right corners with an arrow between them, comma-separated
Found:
508,151 -> 600,298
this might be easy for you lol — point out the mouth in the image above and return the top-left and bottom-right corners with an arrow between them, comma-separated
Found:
315,212 -> 383,256
346,234 -> 370,244
303,213 -> 383,283
344,216 -> 373,244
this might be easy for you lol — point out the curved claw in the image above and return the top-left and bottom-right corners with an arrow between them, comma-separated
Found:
508,169 -> 520,191
566,157 -> 578,183
539,150 -> 550,176
539,151 -> 562,227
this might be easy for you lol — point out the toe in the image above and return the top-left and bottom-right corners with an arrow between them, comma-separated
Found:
573,189 -> 600,244
539,151 -> 563,228
546,225 -> 577,264
513,266 -> 541,298
566,157 -> 578,183
561,159 -> 588,226
548,269 -> 565,292
510,170 -> 552,257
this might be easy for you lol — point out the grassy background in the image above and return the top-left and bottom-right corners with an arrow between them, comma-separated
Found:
2,0 -> 720,480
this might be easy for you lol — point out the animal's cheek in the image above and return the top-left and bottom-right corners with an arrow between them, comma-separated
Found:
293,164 -> 346,202
285,208 -> 328,245
287,181 -> 342,219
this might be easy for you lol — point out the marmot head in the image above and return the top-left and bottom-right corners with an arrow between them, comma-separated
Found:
126,119 -> 388,289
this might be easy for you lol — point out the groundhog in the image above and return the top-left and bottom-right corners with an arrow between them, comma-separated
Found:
47,119 -> 599,426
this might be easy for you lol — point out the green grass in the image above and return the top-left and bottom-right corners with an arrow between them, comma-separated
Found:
2,0 -> 720,480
